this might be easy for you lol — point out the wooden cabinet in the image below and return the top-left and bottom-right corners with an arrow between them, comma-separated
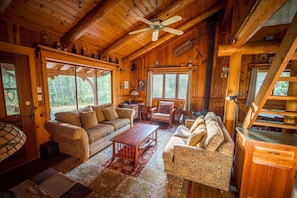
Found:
234,128 -> 297,198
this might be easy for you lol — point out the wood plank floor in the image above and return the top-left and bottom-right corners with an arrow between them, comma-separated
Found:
188,181 -> 238,198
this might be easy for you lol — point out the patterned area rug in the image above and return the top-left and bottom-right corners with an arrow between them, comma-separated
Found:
52,125 -> 189,197
101,145 -> 158,177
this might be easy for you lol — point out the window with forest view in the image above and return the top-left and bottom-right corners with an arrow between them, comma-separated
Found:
152,73 -> 188,99
256,70 -> 291,96
47,62 -> 111,116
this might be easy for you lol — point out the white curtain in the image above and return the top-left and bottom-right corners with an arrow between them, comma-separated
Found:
146,71 -> 153,108
184,70 -> 192,111
245,68 -> 258,106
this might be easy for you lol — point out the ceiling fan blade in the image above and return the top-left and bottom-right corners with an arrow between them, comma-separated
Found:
129,27 -> 150,34
162,27 -> 184,35
161,16 -> 182,26
135,16 -> 153,25
152,29 -> 159,41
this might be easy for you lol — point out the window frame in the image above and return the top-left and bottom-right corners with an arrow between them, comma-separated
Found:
152,72 -> 188,100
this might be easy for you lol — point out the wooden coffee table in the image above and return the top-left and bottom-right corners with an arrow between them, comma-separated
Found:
111,123 -> 159,168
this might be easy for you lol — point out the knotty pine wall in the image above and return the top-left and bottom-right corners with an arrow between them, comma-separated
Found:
122,22 -> 229,118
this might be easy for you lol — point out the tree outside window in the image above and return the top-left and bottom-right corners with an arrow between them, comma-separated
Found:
152,73 -> 188,99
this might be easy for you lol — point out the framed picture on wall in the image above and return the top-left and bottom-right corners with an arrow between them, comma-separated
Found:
124,81 -> 129,89
138,80 -> 146,91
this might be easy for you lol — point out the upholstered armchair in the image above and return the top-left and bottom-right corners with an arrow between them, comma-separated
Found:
150,101 -> 176,127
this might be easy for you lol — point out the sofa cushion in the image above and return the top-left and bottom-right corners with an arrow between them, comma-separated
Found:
103,118 -> 130,130
189,116 -> 205,133
55,111 -> 81,127
204,112 -> 218,124
158,101 -> 174,114
80,111 -> 98,129
174,125 -> 191,138
91,106 -> 105,122
200,120 -> 224,151
86,123 -> 114,144
151,113 -> 170,121
162,136 -> 186,161
187,125 -> 206,146
103,106 -> 119,121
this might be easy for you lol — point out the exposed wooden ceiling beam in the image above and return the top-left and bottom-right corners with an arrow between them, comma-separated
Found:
218,40 -> 281,56
0,0 -> 12,14
123,2 -> 225,62
232,0 -> 287,47
243,12 -> 297,128
102,0 -> 195,57
60,0 -> 121,46
220,0 -> 234,30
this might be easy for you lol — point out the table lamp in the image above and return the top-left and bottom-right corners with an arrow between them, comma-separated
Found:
0,122 -> 27,162
130,90 -> 139,103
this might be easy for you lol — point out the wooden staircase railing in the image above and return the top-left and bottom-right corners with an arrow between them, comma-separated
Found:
242,12 -> 297,131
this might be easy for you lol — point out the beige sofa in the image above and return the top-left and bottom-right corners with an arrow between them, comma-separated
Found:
162,112 -> 234,192
45,103 -> 134,161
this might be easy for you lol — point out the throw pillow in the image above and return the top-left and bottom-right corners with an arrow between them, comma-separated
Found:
174,125 -> 191,138
158,102 -> 174,114
80,111 -> 98,129
55,111 -> 81,127
189,115 -> 205,133
202,120 -> 224,151
187,126 -> 206,146
204,112 -> 218,124
102,106 -> 119,121
92,106 -> 105,122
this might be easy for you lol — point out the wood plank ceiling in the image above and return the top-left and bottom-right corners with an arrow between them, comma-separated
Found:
0,0 -> 224,60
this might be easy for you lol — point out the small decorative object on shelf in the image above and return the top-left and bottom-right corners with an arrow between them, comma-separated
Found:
155,59 -> 159,67
63,45 -> 67,52
55,42 -> 61,50
188,56 -> 192,66
80,46 -> 84,55
72,45 -> 77,54
98,50 -> 101,60
115,57 -> 119,64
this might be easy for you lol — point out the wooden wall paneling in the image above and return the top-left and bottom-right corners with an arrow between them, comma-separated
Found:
0,20 -> 8,42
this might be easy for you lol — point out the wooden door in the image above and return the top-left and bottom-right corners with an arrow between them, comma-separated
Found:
0,52 -> 38,172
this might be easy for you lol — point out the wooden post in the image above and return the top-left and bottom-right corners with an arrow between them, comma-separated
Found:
224,53 -> 242,137
283,61 -> 297,133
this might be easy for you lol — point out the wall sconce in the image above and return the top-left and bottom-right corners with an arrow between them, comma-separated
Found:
226,94 -> 241,104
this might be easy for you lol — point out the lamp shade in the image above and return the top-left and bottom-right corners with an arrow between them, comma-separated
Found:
130,90 -> 139,96
0,122 -> 27,162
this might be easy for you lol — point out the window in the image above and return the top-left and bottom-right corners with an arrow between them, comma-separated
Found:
47,61 -> 112,115
1,63 -> 20,115
256,70 -> 291,96
152,73 -> 188,99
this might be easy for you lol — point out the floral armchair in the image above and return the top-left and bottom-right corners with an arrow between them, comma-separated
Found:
150,101 -> 176,127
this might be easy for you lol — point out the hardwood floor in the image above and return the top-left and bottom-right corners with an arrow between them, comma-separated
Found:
0,154 -> 67,191
188,181 -> 238,198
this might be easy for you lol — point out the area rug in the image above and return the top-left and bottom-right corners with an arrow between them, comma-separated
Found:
101,145 -> 158,177
52,126 -> 190,197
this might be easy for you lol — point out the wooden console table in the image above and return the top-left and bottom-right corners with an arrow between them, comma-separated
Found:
234,127 -> 297,198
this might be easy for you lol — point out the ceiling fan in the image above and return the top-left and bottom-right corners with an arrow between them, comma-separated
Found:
128,1 -> 183,41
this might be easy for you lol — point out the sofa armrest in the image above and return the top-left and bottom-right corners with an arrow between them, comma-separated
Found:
45,120 -> 86,140
45,120 -> 90,161
115,107 -> 134,126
